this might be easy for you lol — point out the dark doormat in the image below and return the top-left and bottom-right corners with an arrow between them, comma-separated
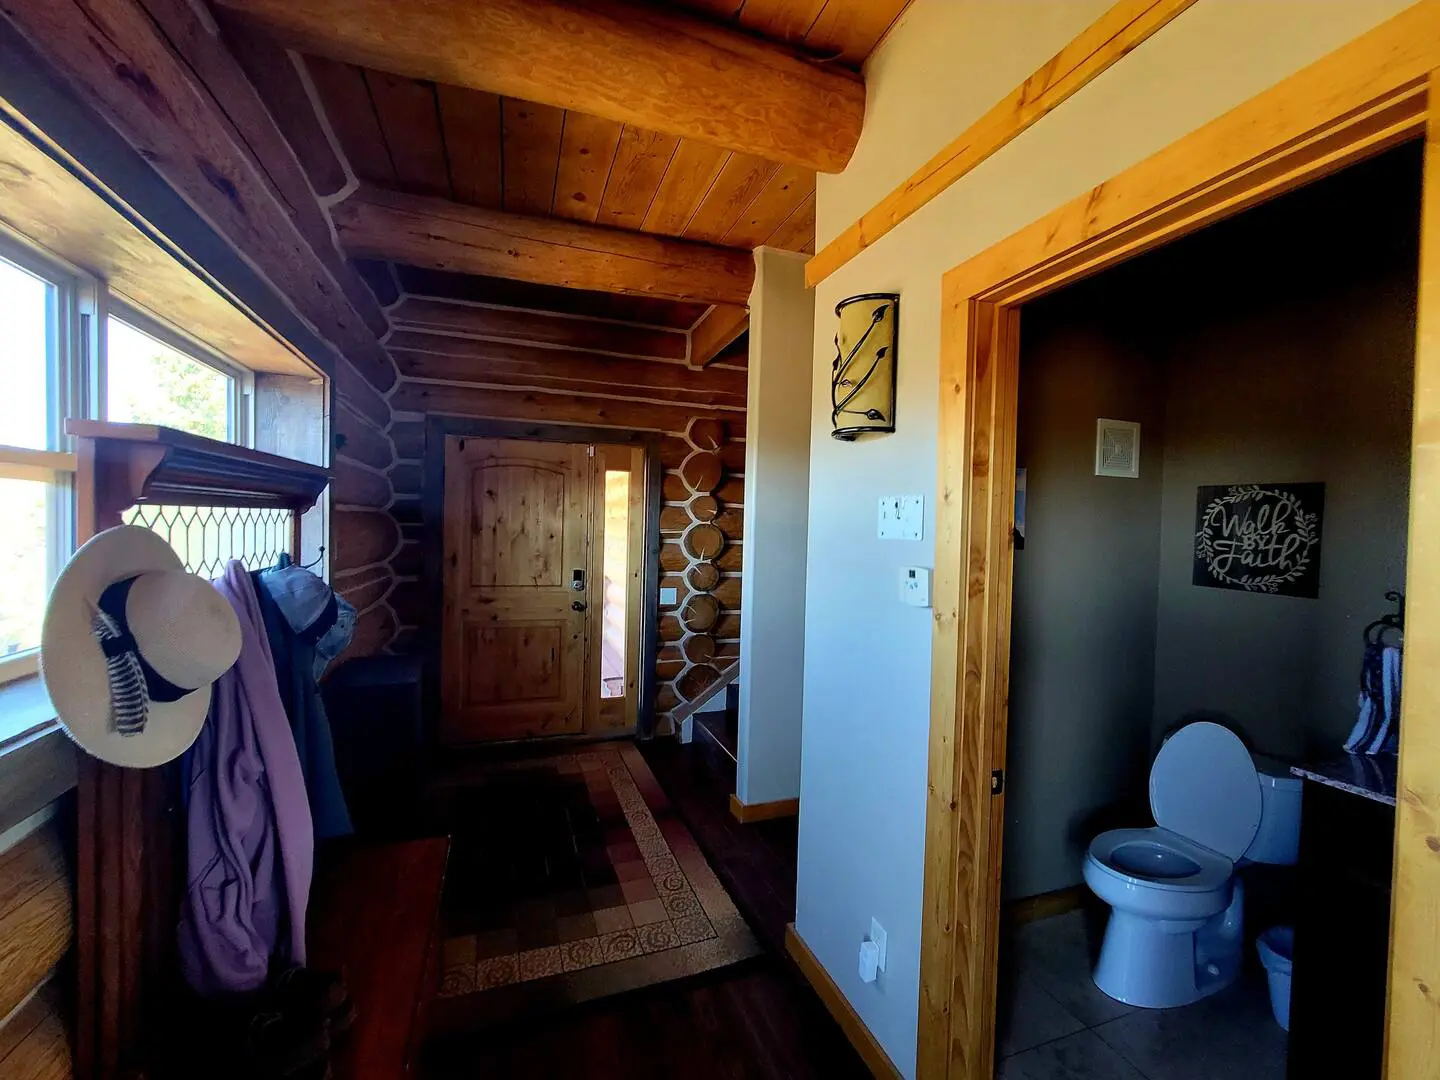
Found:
428,742 -> 759,1031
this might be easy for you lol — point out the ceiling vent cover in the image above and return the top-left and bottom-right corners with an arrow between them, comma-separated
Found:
1095,418 -> 1140,478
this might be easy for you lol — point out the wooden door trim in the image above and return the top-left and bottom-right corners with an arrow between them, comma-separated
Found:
422,416 -> 663,741
924,5 -> 1440,1078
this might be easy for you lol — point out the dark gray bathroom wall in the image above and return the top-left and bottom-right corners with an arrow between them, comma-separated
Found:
1005,144 -> 1421,900
1149,152 -> 1420,762
1005,289 -> 1167,900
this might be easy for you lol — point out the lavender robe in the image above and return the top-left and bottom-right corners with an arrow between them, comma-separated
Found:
179,561 -> 314,995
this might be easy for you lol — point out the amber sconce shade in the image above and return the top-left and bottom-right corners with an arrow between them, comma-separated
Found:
831,292 -> 899,441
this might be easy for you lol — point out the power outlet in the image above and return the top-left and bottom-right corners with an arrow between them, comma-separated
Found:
869,917 -> 888,973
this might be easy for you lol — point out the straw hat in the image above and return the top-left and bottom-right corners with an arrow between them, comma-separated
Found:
41,525 -> 242,768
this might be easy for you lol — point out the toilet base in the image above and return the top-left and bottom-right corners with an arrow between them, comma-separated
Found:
1093,881 -> 1245,1008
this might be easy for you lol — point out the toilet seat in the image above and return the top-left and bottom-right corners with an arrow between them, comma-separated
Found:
1087,827 -> 1234,893
1149,722 -> 1261,859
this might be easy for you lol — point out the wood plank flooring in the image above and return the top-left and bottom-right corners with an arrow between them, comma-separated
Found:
420,725 -> 871,1079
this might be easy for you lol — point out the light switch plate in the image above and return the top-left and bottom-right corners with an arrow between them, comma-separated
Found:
870,917 -> 888,972
878,494 -> 924,540
659,587 -> 678,606
900,566 -> 931,607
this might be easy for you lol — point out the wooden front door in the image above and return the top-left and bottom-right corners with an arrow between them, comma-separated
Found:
442,436 -> 593,742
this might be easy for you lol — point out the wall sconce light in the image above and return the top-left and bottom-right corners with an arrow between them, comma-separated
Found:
831,292 -> 899,441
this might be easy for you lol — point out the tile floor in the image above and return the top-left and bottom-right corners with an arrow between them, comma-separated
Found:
997,909 -> 1288,1080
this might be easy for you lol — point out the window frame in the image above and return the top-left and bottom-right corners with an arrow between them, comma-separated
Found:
0,226 -> 263,700
105,299 -> 255,447
0,229 -> 87,689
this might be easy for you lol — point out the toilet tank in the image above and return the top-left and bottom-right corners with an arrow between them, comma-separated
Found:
1246,756 -> 1304,864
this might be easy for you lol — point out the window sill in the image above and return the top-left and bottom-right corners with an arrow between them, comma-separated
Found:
0,676 -> 57,749
0,677 -> 77,835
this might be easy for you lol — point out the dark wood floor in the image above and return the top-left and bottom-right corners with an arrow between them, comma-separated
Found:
421,722 -> 871,1080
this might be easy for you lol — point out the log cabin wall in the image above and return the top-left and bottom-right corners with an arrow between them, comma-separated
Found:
0,0 -> 860,742
328,265 -> 750,734
0,809 -> 74,1078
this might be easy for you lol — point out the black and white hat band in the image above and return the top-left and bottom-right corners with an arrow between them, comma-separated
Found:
91,575 -> 196,736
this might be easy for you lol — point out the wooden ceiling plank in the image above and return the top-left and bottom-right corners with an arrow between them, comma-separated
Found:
688,303 -> 750,368
219,15 -> 348,196
389,297 -> 689,361
643,141 -> 730,238
803,0 -> 913,66
334,185 -> 755,305
764,190 -> 817,253
305,56 -> 397,187
501,98 -> 565,216
366,70 -> 451,198
721,163 -> 815,248
598,126 -> 681,233
212,0 -> 865,172
393,266 -> 708,329
677,0 -> 746,18
0,0 -> 395,387
553,112 -> 625,224
737,0 -> 830,46
683,154 -> 781,244
437,84 -> 503,209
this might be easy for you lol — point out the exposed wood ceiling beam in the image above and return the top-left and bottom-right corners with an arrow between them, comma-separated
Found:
211,0 -> 865,173
389,297 -> 689,362
688,303 -> 750,369
0,0 -> 396,389
333,186 -> 756,306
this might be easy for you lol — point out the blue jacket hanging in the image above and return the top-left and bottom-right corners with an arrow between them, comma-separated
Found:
254,559 -> 356,840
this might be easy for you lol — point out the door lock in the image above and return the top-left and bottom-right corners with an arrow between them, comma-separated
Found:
570,568 -> 586,591
571,600 -> 587,612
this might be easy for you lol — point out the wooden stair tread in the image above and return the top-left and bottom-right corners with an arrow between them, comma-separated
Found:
309,837 -> 450,1080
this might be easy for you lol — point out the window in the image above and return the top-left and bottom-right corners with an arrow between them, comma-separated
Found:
0,229 -> 260,702
0,240 -> 81,690
106,308 -> 249,443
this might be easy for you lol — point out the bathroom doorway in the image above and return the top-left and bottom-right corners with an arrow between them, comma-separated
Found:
990,143 -> 1420,1077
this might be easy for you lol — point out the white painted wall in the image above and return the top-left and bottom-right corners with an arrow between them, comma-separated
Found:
796,2 -> 1415,1075
737,248 -> 815,805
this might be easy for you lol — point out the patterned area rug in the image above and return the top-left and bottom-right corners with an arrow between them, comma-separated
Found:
429,743 -> 759,1029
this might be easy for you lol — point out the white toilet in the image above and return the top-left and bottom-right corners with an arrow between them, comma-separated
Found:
1083,721 -> 1302,1009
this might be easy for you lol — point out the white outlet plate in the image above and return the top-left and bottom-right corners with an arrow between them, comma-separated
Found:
878,494 -> 924,540
870,917 -> 888,973
659,587 -> 678,606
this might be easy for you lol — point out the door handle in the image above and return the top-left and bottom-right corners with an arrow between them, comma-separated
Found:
572,600 -> 587,612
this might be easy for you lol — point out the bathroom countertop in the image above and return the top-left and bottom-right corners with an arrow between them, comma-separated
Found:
1291,753 -> 1398,807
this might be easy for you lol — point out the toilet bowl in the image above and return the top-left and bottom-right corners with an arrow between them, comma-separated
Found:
1083,722 -> 1301,1009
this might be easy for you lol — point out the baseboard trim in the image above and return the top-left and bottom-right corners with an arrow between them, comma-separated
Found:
729,793 -> 799,823
1005,884 -> 1087,926
784,924 -> 904,1080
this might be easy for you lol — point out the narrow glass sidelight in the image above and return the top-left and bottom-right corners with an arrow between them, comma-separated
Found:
600,468 -> 631,700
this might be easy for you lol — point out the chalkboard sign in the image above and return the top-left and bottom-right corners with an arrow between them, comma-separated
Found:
1193,483 -> 1325,597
